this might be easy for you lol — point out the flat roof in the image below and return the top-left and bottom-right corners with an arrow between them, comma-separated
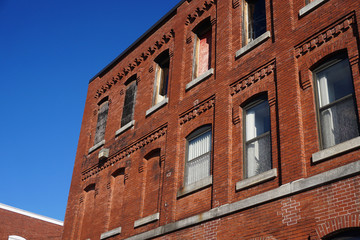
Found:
89,0 -> 186,83
0,203 -> 63,226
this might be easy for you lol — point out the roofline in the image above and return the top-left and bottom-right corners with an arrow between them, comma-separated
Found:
89,0 -> 187,84
0,203 -> 64,226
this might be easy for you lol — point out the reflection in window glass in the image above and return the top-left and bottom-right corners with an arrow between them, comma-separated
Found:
315,58 -> 359,149
245,99 -> 271,178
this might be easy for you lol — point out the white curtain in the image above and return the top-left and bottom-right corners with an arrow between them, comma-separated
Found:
317,73 -> 336,148
245,101 -> 271,178
187,131 -> 211,185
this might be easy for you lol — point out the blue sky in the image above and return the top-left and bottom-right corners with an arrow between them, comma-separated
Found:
0,0 -> 179,221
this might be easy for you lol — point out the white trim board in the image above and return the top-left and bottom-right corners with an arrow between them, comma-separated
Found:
0,203 -> 63,226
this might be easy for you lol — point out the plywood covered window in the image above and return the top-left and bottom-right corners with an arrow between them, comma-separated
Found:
185,125 -> 212,185
153,50 -> 170,105
142,150 -> 161,217
108,168 -> 125,229
314,55 -> 359,149
94,97 -> 109,145
193,18 -> 212,79
121,76 -> 137,127
244,97 -> 271,178
243,0 -> 266,45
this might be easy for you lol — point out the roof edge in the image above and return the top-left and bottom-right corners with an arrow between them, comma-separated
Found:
0,203 -> 64,226
89,0 -> 187,84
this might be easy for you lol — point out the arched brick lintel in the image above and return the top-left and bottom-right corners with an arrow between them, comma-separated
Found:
316,213 -> 360,239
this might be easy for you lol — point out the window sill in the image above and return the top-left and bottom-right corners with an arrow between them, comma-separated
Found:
134,213 -> 160,228
177,175 -> 212,198
235,31 -> 271,59
186,68 -> 214,91
88,140 -> 105,154
299,0 -> 328,17
100,227 -> 122,240
145,98 -> 168,117
115,120 -> 135,137
236,168 -> 277,191
312,136 -> 360,163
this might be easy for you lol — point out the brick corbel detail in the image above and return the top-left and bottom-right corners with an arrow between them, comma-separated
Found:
185,0 -> 217,25
230,60 -> 275,96
295,13 -> 355,58
94,29 -> 175,99
315,214 -> 360,239
179,96 -> 215,125
81,124 -> 168,180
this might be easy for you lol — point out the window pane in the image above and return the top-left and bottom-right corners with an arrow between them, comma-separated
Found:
121,82 -> 137,127
246,133 -> 271,178
246,0 -> 266,43
245,100 -> 270,141
186,129 -> 211,185
94,101 -> 108,145
186,152 -> 211,185
320,97 -> 359,148
316,59 -> 354,107
188,130 -> 211,160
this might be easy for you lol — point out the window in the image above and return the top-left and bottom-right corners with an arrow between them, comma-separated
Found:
8,236 -> 26,240
153,51 -> 170,105
314,56 -> 359,149
193,19 -> 212,79
94,98 -> 109,145
244,98 -> 271,178
121,76 -> 137,127
243,0 -> 266,45
324,228 -> 360,240
185,126 -> 212,185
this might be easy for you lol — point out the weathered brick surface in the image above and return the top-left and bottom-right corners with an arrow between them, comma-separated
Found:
63,0 -> 360,239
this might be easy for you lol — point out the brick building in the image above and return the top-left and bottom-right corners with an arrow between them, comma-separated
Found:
62,0 -> 360,239
0,203 -> 63,240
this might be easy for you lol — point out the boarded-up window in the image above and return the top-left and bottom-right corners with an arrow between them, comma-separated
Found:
243,0 -> 266,45
186,126 -> 212,185
108,168 -> 125,229
94,99 -> 109,145
142,150 -> 161,217
153,51 -> 170,105
193,19 -> 212,79
121,80 -> 137,127
80,184 -> 96,240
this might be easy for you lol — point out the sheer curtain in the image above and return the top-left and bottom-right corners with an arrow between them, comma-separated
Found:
245,100 -> 271,178
186,130 -> 211,185
316,59 -> 358,149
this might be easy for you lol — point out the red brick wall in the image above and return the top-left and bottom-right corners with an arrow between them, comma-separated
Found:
0,208 -> 63,240
62,0 -> 360,239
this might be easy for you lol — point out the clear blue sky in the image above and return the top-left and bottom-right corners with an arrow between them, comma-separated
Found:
0,0 -> 180,221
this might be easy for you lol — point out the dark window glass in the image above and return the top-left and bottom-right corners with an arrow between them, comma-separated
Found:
121,82 -> 137,127
94,100 -> 108,145
315,58 -> 359,149
244,0 -> 266,45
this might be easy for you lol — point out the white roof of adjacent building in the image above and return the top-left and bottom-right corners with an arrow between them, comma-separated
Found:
0,203 -> 63,226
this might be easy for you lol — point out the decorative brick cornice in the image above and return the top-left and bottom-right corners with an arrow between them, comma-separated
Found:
179,96 -> 215,125
81,124 -> 168,180
230,60 -> 275,96
295,13 -> 355,58
185,0 -> 216,25
94,29 -> 175,99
